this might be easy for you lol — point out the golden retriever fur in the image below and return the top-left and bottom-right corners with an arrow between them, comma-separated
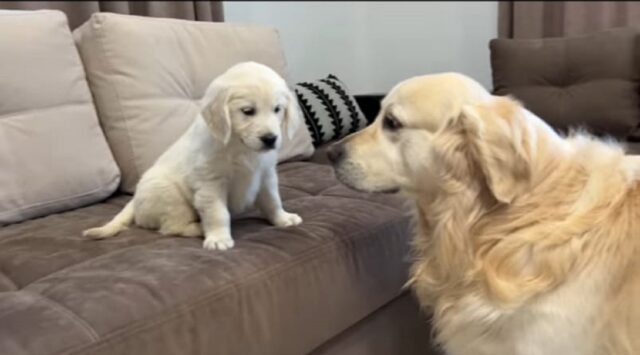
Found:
329,74 -> 640,355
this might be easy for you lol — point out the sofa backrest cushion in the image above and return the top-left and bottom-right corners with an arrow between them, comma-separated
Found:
0,10 -> 120,225
490,28 -> 640,139
73,13 -> 315,193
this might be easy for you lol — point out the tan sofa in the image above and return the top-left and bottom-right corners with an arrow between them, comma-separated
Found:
0,10 -> 436,355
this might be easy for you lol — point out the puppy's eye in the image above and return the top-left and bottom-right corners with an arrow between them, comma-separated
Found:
274,105 -> 282,114
241,107 -> 256,116
383,115 -> 402,131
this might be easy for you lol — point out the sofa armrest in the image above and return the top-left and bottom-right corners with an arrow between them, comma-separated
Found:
354,94 -> 384,124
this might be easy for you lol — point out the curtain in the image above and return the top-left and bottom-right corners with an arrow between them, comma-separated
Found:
0,1 -> 223,28
499,1 -> 640,39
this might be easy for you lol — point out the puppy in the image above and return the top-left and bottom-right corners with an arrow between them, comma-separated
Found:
330,81 -> 640,354
84,62 -> 303,250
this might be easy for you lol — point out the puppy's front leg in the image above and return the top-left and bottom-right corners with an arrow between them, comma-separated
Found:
194,188 -> 234,250
257,168 -> 302,227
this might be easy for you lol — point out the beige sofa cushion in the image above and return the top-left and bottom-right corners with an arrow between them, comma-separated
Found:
0,10 -> 120,225
73,13 -> 315,193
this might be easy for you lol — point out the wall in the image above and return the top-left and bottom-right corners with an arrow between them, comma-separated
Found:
224,1 -> 498,94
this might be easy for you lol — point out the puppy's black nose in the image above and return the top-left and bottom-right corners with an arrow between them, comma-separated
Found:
327,143 -> 345,164
260,134 -> 278,149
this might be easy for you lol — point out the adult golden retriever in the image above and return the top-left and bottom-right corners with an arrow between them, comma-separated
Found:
328,73 -> 640,355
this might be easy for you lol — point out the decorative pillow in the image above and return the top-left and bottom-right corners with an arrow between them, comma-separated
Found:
490,27 -> 640,139
73,13 -> 315,193
295,75 -> 368,146
0,10 -> 120,225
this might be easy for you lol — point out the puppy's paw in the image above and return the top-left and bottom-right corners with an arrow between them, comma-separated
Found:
272,211 -> 303,227
203,235 -> 235,251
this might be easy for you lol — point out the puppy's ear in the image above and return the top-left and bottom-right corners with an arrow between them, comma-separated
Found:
460,96 -> 533,204
283,89 -> 301,140
200,82 -> 231,145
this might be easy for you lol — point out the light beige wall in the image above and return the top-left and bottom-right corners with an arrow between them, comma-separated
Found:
224,1 -> 498,94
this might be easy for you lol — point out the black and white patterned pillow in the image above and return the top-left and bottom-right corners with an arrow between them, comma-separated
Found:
294,74 -> 368,146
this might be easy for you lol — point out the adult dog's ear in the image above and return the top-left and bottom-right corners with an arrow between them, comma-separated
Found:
459,96 -> 533,204
283,89 -> 301,140
200,82 -> 231,145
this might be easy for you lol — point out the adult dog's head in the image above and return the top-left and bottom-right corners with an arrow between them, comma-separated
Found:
200,61 -> 300,152
328,72 -> 491,194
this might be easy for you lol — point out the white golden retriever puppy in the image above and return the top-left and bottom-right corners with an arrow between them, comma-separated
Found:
329,74 -> 639,355
84,62 -> 303,250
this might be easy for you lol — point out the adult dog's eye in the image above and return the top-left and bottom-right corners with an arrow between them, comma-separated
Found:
241,107 -> 256,116
274,105 -> 281,114
383,115 -> 402,131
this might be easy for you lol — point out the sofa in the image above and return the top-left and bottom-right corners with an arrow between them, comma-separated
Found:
490,27 -> 640,154
0,10 -> 438,355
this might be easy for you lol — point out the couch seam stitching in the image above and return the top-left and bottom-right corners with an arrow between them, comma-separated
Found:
0,184 -> 112,219
22,239 -> 164,289
0,101 -> 93,120
0,271 -> 17,291
24,290 -> 100,342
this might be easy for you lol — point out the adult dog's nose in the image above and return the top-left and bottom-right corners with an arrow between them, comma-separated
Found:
260,134 -> 278,149
327,143 -> 345,164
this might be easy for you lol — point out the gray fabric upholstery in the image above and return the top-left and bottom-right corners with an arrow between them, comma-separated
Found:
0,159 -> 428,355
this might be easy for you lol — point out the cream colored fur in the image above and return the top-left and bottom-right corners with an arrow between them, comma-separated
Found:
331,73 -> 640,355
83,62 -> 303,250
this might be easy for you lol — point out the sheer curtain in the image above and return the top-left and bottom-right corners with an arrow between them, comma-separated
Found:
0,1 -> 223,28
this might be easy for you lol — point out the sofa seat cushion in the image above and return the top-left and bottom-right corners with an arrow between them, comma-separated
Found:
0,160 -> 412,355
490,27 -> 640,139
73,13 -> 315,193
